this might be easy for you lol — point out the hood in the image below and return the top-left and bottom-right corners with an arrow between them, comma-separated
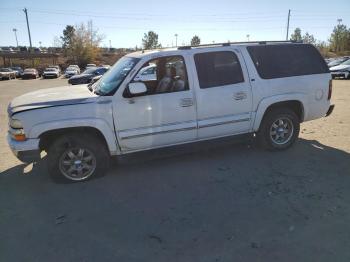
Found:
8,85 -> 97,115
330,64 -> 350,71
70,73 -> 93,79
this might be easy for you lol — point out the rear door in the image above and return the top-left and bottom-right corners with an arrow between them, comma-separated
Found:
191,47 -> 253,139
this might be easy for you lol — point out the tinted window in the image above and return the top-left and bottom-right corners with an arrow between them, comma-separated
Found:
247,44 -> 329,79
194,51 -> 244,89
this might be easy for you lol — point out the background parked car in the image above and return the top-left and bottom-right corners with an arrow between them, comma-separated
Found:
0,68 -> 16,80
68,67 -> 108,85
10,67 -> 23,78
327,57 -> 350,68
86,63 -> 96,69
19,46 -> 29,52
330,59 -> 350,79
68,65 -> 80,74
48,65 -> 61,75
64,67 -> 79,78
22,68 -> 39,79
42,67 -> 60,79
0,47 -> 15,53
134,64 -> 157,81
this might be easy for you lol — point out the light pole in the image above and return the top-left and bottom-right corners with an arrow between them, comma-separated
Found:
13,28 -> 18,47
246,34 -> 250,42
39,41 -> 42,47
336,19 -> 343,52
174,34 -> 178,47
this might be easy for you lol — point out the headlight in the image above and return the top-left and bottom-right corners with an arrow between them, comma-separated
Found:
10,118 -> 23,129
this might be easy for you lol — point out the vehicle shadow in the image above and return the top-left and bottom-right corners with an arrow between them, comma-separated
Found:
1,138 -> 349,183
1,138 -> 350,261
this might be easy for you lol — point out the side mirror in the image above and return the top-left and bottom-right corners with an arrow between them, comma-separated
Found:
128,82 -> 147,95
90,75 -> 102,85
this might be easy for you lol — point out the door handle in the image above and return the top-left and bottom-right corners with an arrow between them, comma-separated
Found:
180,98 -> 194,107
233,91 -> 247,100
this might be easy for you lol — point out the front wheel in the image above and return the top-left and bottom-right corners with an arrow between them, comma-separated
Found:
257,108 -> 300,150
47,133 -> 110,182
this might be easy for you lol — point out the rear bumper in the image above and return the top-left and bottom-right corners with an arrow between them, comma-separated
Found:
7,134 -> 41,163
326,104 -> 335,117
331,71 -> 349,78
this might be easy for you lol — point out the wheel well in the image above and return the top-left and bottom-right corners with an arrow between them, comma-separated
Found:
39,127 -> 109,152
264,100 -> 304,122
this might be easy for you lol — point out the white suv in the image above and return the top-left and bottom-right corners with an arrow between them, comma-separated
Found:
7,41 -> 334,182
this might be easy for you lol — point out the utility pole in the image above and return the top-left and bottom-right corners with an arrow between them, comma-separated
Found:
23,8 -> 32,49
174,34 -> 178,47
13,28 -> 18,47
286,9 -> 291,40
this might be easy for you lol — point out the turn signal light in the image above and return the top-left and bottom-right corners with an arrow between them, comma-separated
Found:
14,134 -> 26,141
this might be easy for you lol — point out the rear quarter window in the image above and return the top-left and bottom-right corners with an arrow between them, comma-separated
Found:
247,44 -> 329,79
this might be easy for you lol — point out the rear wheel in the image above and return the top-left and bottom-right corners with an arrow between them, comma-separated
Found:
47,133 -> 110,182
258,108 -> 300,150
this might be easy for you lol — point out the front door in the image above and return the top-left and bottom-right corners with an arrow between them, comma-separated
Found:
113,55 -> 197,152
192,48 -> 253,139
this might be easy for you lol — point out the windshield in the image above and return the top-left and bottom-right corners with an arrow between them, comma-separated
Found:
45,68 -> 56,71
83,67 -> 97,74
93,57 -> 140,95
0,68 -> 11,72
341,59 -> 350,65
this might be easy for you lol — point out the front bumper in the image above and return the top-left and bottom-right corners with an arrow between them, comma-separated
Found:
7,134 -> 41,163
43,74 -> 58,78
22,74 -> 36,79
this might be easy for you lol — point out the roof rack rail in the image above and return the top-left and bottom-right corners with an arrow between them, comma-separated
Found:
177,40 -> 300,50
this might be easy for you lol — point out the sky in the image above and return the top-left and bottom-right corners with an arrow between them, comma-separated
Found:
0,0 -> 349,48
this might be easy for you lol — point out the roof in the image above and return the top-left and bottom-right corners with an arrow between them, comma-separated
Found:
126,40 -> 304,59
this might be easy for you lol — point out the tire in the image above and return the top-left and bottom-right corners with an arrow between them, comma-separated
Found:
47,133 -> 110,183
257,108 -> 300,151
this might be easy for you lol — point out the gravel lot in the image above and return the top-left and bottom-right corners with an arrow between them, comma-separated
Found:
0,78 -> 349,262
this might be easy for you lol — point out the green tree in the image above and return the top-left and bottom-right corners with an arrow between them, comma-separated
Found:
142,31 -> 161,49
329,24 -> 350,53
60,25 -> 75,49
191,35 -> 201,46
290,28 -> 302,41
59,22 -> 103,67
303,32 -> 316,45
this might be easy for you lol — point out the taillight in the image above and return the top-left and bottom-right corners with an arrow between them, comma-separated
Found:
328,80 -> 332,100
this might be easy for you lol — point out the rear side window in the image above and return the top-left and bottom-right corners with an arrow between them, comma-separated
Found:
247,44 -> 329,79
194,51 -> 244,89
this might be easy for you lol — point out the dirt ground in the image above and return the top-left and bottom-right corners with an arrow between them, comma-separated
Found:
0,78 -> 349,262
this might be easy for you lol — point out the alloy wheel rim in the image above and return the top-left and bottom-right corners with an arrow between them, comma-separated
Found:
269,117 -> 294,145
59,147 -> 96,181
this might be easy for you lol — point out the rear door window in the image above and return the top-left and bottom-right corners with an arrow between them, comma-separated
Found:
194,51 -> 244,89
247,44 -> 329,79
